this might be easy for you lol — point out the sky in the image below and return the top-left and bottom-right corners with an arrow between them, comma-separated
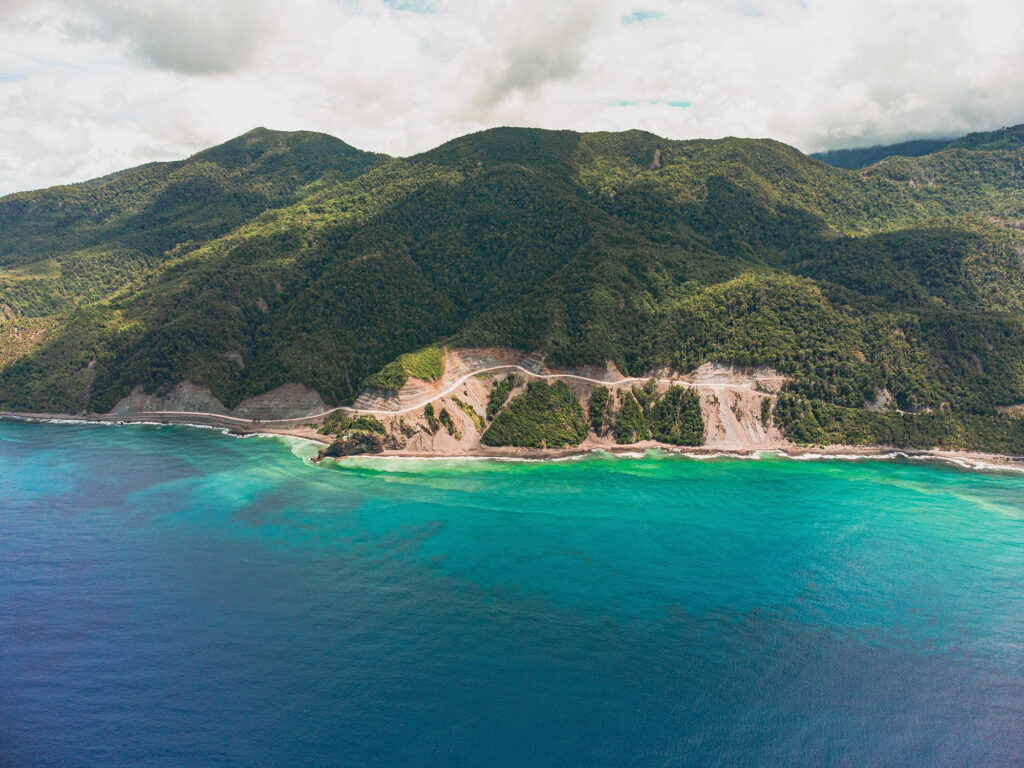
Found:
1,0 -> 1023,194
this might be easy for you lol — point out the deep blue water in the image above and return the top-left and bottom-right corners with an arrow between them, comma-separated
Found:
2,420 -> 1023,766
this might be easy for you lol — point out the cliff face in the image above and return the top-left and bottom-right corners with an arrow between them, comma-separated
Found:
108,381 -> 327,421
232,383 -> 327,420
108,382 -> 230,416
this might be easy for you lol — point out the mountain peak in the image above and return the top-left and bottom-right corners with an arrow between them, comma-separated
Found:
194,127 -> 377,171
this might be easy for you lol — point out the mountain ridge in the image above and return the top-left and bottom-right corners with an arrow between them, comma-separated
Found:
2,123 -> 1023,454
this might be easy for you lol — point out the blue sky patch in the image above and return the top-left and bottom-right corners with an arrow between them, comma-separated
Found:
622,10 -> 664,24
383,0 -> 437,12
610,99 -> 690,108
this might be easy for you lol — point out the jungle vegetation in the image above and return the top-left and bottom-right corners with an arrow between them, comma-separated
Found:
487,374 -> 518,420
481,381 -> 588,448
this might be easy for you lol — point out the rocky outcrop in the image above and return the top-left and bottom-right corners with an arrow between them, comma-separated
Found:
687,362 -> 785,394
314,428 -> 408,461
108,382 -> 230,416
316,432 -> 385,459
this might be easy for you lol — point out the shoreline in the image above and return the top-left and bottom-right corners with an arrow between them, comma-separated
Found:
365,445 -> 1024,474
3,409 -> 1024,474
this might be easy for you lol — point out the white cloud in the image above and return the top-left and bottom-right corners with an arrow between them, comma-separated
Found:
76,0 -> 278,75
1,0 -> 1023,193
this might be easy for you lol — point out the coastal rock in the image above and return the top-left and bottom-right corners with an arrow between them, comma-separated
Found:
316,431 -> 385,460
314,428 -> 407,461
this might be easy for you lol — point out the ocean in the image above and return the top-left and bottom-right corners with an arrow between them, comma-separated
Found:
2,420 -> 1022,766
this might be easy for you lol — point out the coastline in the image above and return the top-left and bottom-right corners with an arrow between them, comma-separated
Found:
3,409 -> 1024,474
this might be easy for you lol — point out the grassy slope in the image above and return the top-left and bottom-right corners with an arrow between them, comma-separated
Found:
364,347 -> 445,391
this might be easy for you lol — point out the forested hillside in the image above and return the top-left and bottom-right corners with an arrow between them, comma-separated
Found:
811,138 -> 953,170
810,125 -> 1024,170
2,123 -> 1023,452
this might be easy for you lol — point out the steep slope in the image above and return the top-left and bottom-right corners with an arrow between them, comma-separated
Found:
2,125 -> 1024,453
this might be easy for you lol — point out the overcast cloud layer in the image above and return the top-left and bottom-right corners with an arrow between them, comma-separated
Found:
1,0 -> 1023,194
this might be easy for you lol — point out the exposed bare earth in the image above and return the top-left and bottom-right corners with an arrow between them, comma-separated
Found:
109,381 -> 328,421
346,350 -> 788,456
997,403 -> 1024,418
4,347 -> 1023,468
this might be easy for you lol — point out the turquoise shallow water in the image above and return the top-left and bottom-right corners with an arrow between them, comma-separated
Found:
2,420 -> 1023,766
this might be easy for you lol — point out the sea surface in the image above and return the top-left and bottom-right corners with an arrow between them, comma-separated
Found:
2,420 -> 1023,767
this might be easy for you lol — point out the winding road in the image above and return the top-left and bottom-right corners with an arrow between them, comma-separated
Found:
134,364 -> 786,428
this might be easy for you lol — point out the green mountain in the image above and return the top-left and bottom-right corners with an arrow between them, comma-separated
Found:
2,125 -> 1024,452
811,124 -> 1024,170
812,137 -> 955,170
